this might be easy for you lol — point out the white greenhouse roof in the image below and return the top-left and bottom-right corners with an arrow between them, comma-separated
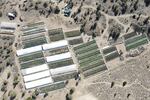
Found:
42,40 -> 68,50
0,22 -> 16,30
50,64 -> 77,76
16,45 -> 42,56
21,64 -> 49,76
23,70 -> 51,82
46,52 -> 71,62
25,76 -> 53,89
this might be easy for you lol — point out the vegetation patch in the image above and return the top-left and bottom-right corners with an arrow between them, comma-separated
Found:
102,46 -> 119,62
39,81 -> 65,93
48,58 -> 73,69
65,30 -> 81,38
22,37 -> 47,48
124,34 -> 148,51
21,58 -> 45,69
68,37 -> 83,45
74,40 -> 107,77
19,51 -> 44,63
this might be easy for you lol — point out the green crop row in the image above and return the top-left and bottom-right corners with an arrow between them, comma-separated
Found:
77,50 -> 100,60
22,33 -> 45,41
49,34 -> 64,42
125,34 -> 147,45
65,30 -> 81,38
39,81 -> 65,93
46,46 -> 69,56
19,51 -> 44,63
80,58 -> 104,68
79,54 -> 102,65
102,46 -> 117,55
23,28 -> 46,36
83,65 -> 107,77
21,58 -> 45,69
81,61 -> 105,72
74,40 -> 96,51
52,72 -> 77,82
75,43 -> 97,55
23,37 -> 47,48
48,58 -> 74,69
104,51 -> 119,61
68,37 -> 83,45
48,28 -> 63,35
124,32 -> 137,40
26,22 -> 44,28
126,38 -> 148,51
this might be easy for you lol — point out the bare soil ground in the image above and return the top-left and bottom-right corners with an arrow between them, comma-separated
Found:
0,0 -> 150,100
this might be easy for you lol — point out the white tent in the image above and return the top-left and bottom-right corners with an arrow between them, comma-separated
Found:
23,70 -> 51,82
16,45 -> 42,56
21,64 -> 49,76
25,77 -> 53,89
42,40 -> 68,50
46,52 -> 71,63
50,64 -> 77,76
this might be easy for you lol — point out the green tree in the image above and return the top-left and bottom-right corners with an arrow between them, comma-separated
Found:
0,11 -> 2,17
34,89 -> 39,96
66,93 -> 72,100
8,90 -> 16,100
69,88 -> 75,95
54,6 -> 60,14
13,76 -> 19,88
44,92 -> 48,98
7,72 -> 11,79
43,2 -> 48,8
1,85 -> 7,92
21,91 -> 25,98
26,97 -> 32,100
144,0 -> 150,7
32,93 -> 36,99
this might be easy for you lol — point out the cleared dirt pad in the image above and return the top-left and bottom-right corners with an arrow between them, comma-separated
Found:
75,93 -> 98,100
